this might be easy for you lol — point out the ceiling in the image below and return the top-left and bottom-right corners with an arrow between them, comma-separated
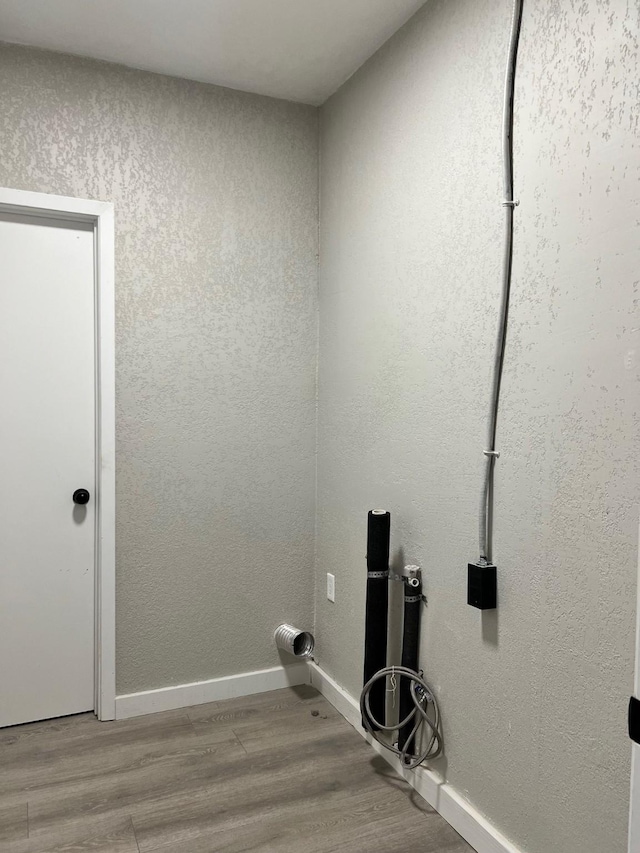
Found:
0,0 -> 426,105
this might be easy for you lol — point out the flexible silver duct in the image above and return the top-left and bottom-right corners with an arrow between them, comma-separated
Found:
274,624 -> 315,658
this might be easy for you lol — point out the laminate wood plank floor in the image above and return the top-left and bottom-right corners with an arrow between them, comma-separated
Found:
0,685 -> 473,853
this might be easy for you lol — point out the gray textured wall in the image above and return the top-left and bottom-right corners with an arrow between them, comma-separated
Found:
1,5 -> 639,848
0,44 -> 318,694
316,2 -> 639,853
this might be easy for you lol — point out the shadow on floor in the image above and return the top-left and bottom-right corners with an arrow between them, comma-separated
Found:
369,754 -> 438,815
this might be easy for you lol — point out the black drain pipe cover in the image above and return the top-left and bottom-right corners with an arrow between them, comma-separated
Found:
363,510 -> 390,730
397,575 -> 422,755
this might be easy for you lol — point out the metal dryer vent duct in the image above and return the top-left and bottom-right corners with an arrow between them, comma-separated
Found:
274,624 -> 315,658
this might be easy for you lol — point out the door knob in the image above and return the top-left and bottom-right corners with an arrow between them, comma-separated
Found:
72,489 -> 90,505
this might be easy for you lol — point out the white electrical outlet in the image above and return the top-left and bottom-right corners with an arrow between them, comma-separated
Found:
327,573 -> 335,602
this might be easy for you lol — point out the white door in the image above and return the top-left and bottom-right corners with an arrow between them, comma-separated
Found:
0,210 -> 96,728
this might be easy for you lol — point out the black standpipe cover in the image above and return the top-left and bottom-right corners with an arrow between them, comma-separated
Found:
366,510 -> 391,574
397,578 -> 422,755
363,510 -> 390,730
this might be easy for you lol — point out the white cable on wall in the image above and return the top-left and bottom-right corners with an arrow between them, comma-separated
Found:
478,0 -> 524,566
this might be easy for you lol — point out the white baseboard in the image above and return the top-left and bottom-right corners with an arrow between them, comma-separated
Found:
115,662 -> 310,720
309,661 -> 523,853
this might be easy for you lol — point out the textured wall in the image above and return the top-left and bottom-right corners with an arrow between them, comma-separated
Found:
316,2 -> 639,852
0,44 -> 318,694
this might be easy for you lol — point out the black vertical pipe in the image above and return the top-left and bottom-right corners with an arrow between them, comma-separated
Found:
362,510 -> 390,730
397,576 -> 422,755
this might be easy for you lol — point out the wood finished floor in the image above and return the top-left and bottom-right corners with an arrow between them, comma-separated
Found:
0,685 -> 473,853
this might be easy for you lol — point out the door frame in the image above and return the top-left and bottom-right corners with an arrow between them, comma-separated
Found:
630,520 -> 640,851
0,187 -> 116,721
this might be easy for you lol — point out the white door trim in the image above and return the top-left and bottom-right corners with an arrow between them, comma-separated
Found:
0,187 -> 116,721
630,519 -> 640,852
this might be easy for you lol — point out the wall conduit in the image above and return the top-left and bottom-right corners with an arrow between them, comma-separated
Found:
478,0 -> 524,568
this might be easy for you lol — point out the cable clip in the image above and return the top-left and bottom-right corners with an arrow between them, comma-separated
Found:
483,450 -> 500,458
387,666 -> 397,708
502,199 -> 520,207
